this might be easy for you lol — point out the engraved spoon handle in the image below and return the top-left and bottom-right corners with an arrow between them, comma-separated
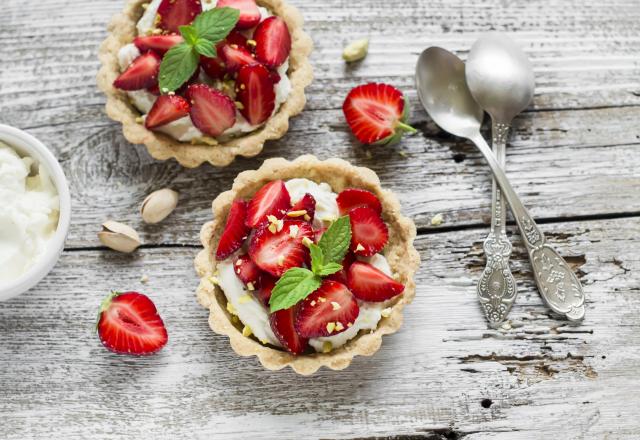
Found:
477,122 -> 517,327
470,132 -> 585,322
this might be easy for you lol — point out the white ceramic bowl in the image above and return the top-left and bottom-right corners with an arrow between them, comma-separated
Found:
0,124 -> 71,301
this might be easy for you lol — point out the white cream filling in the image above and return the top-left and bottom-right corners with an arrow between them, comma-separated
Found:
217,179 -> 393,353
122,3 -> 291,142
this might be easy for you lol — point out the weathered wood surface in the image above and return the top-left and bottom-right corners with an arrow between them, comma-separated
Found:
1,0 -> 640,438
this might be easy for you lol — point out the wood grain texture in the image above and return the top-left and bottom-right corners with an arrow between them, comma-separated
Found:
1,0 -> 640,438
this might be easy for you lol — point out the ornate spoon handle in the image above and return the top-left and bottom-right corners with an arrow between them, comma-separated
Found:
477,122 -> 517,327
470,132 -> 585,322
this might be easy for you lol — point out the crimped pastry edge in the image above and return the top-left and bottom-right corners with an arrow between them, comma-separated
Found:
97,0 -> 314,168
194,155 -> 421,375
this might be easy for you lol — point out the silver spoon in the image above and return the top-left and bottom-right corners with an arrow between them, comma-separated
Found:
415,47 -> 585,322
465,33 -> 534,327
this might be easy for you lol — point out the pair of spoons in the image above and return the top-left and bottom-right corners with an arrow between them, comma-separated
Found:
415,33 -> 585,325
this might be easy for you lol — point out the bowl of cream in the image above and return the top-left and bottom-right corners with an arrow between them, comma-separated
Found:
0,124 -> 71,301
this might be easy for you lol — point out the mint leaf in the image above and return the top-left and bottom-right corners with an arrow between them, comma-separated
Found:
309,243 -> 324,275
159,42 -> 199,92
179,25 -> 199,46
318,216 -> 352,265
194,38 -> 217,58
192,7 -> 239,42
317,262 -> 343,277
269,268 -> 322,313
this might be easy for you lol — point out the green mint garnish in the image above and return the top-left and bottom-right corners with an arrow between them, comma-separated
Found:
158,7 -> 239,93
269,216 -> 352,313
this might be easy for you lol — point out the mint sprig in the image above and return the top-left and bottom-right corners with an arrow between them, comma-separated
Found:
158,7 -> 239,93
269,216 -> 353,313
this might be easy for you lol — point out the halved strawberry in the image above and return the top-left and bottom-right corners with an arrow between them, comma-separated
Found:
145,94 -> 190,129
134,34 -> 183,54
326,252 -> 356,285
337,188 -> 382,215
157,0 -> 202,33
246,180 -> 291,228
217,0 -> 261,30
270,306 -> 308,355
187,84 -> 236,137
348,206 -> 389,256
233,254 -> 262,287
347,261 -> 404,302
97,291 -> 168,355
200,32 -> 250,79
254,16 -> 291,68
216,200 -> 251,260
236,64 -> 276,125
249,220 -> 313,277
221,44 -> 258,73
288,193 -> 316,223
226,31 -> 250,48
113,51 -> 161,91
342,83 -> 416,145
295,280 -> 359,338
256,274 -> 276,306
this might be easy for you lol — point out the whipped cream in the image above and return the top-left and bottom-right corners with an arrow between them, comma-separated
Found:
0,142 -> 60,284
217,179 -> 390,353
121,3 -> 292,142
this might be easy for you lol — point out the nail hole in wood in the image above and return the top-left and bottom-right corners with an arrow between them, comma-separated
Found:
481,398 -> 493,409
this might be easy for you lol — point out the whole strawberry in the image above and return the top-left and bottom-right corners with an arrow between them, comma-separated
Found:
96,291 -> 168,355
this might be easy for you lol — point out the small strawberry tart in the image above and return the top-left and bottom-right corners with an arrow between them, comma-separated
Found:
195,155 -> 419,374
98,0 -> 312,167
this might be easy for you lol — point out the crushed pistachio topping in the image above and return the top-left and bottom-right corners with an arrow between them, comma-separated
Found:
326,322 -> 336,333
335,322 -> 345,332
381,307 -> 392,318
430,213 -> 444,226
322,341 -> 333,353
235,101 -> 244,110
289,224 -> 300,238
247,39 -> 257,47
267,215 -> 284,234
342,38 -> 369,62
226,302 -> 237,315
277,255 -> 285,266
287,210 -> 307,218
242,325 -> 253,337
318,297 -> 326,303
304,214 -> 311,221
302,237 -> 313,248
238,294 -> 252,304
140,274 -> 149,284
331,301 -> 341,311
355,243 -> 365,252
208,276 -> 219,285
310,300 -> 317,306
135,116 -> 144,124
246,282 -> 255,291
347,322 -> 353,328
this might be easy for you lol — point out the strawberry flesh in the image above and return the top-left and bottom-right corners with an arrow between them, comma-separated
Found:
246,179 -> 291,228
288,193 -> 316,223
217,0 -> 261,30
221,44 -> 259,73
295,280 -> 359,338
134,34 -> 183,54
256,274 -> 277,306
216,200 -> 251,260
157,0 -> 202,33
113,51 -> 161,91
187,83 -> 236,137
233,254 -> 262,287
254,16 -> 291,68
97,291 -> 168,355
270,306 -> 308,355
347,261 -> 404,302
145,94 -> 190,129
326,252 -> 356,285
249,220 -> 313,277
348,206 -> 389,256
337,188 -> 382,215
236,64 -> 276,125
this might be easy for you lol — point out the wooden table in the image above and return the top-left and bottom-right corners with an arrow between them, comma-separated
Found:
2,0 -> 639,438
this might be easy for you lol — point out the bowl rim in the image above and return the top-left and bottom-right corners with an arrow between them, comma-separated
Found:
0,124 -> 72,301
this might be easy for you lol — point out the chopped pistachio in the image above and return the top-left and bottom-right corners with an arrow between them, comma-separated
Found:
342,38 -> 369,62
430,213 -> 444,226
322,341 -> 333,353
242,325 -> 253,337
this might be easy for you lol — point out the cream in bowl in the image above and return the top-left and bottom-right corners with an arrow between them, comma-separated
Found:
0,125 -> 71,301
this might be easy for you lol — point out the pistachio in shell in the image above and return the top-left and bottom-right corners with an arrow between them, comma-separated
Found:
98,221 -> 141,253
140,188 -> 179,224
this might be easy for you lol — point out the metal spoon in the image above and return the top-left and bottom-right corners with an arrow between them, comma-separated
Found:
415,47 -> 585,322
465,33 -> 534,327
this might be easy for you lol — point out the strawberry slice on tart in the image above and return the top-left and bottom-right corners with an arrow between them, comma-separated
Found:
348,206 -> 389,256
216,199 -> 251,260
113,51 -> 161,91
246,179 -> 291,228
187,84 -> 237,137
236,64 -> 276,125
145,94 -> 190,129
216,0 -> 261,30
270,306 -> 309,354
249,220 -> 313,277
254,16 -> 292,68
157,0 -> 202,33
337,188 -> 382,215
295,280 -> 360,338
288,193 -> 316,223
233,253 -> 262,287
347,261 -> 404,302
134,34 -> 184,54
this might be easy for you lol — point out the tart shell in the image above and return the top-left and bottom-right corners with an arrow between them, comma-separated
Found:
97,0 -> 313,168
194,155 -> 420,375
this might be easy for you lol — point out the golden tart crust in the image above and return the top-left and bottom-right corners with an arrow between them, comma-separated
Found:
194,155 -> 420,375
97,0 -> 313,168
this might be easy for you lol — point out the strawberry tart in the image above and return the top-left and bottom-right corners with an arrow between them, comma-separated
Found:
98,0 -> 313,167
195,155 -> 419,374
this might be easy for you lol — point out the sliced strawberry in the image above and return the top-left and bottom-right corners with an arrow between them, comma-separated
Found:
269,70 -> 281,84
246,180 -> 291,228
288,193 -> 316,223
295,280 -> 359,338
97,291 -> 168,355
216,200 -> 251,260
337,188 -> 382,215
270,306 -> 308,355
221,44 -> 258,73
342,83 -> 416,145
249,220 -> 313,277
236,64 -> 276,125
256,274 -> 276,306
347,261 -> 404,302
145,94 -> 190,129
226,30 -> 250,48
134,34 -> 183,54
200,32 -> 250,79
348,206 -> 389,256
113,51 -> 161,91
313,227 -> 326,244
147,83 -> 161,95
326,252 -> 356,285
254,16 -> 291,68
217,0 -> 261,30
233,254 -> 262,287
187,84 -> 236,137
157,0 -> 202,33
